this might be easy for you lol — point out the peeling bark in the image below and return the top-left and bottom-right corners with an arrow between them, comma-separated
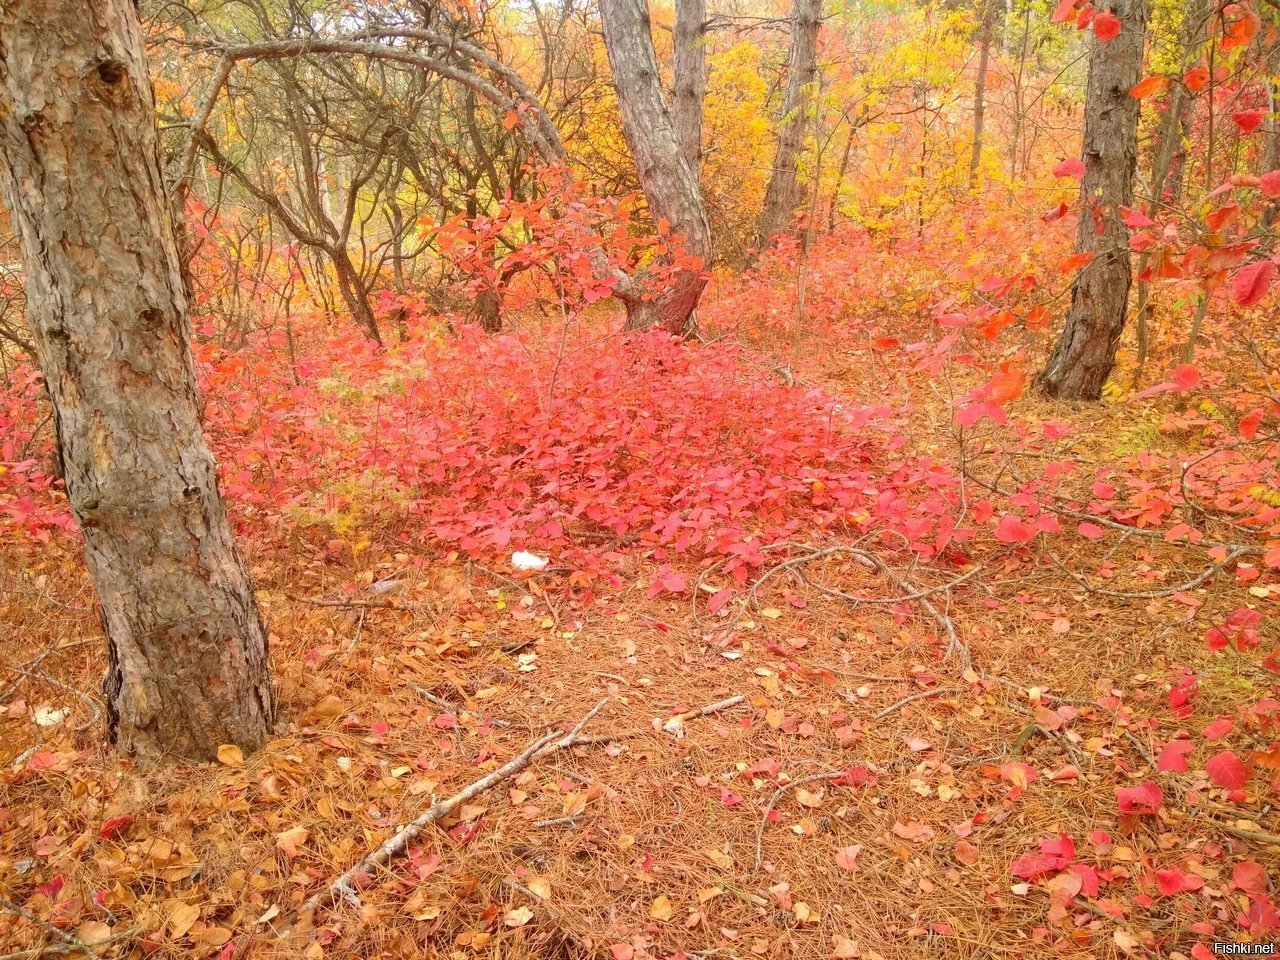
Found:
1035,0 -> 1147,400
0,0 -> 274,760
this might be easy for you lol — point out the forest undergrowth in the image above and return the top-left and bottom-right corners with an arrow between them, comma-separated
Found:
2,223 -> 1279,960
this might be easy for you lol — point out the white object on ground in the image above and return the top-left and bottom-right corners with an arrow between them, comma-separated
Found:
511,551 -> 549,572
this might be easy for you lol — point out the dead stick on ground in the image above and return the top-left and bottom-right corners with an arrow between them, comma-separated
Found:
875,687 -> 957,720
753,771 -> 843,871
295,699 -> 608,919
662,695 -> 745,738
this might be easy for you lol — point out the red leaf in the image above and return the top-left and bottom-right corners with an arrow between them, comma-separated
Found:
1232,260 -> 1275,307
1122,207 -> 1155,228
1184,65 -> 1210,90
1203,716 -> 1234,741
97,815 -> 133,840
1116,780 -> 1163,815
1092,11 -> 1122,39
1077,522 -> 1105,540
1051,0 -> 1078,21
1232,109 -> 1266,133
719,786 -> 743,807
1156,865 -> 1206,896
1234,861 -> 1270,897
1040,834 -> 1075,860
1156,741 -> 1194,772
1205,203 -> 1241,230
1011,852 -> 1063,879
995,514 -> 1038,544
1206,750 -> 1250,789
1171,364 -> 1200,391
1261,170 -> 1280,197
1239,409 -> 1264,440
1052,157 -> 1086,179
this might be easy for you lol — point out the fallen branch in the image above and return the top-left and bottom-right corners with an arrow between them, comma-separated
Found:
874,687 -> 957,720
295,699 -> 608,919
661,695 -> 745,738
751,542 -> 971,668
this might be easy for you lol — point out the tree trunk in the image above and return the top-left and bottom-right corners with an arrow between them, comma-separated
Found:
600,0 -> 713,336
1034,0 -> 1147,400
755,0 -> 823,255
0,0 -> 274,761
673,0 -> 707,175
331,246 -> 383,345
969,0 -> 997,189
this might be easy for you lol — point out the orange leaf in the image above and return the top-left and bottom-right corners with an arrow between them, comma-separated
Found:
1129,76 -> 1169,99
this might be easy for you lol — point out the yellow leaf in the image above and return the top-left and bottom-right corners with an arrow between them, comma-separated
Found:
504,906 -> 535,927
793,901 -> 820,924
703,848 -> 733,869
562,792 -> 588,817
275,825 -> 310,858
795,787 -> 823,808
761,607 -> 783,619
648,895 -> 674,921
527,876 -> 552,900
216,744 -> 244,767
167,902 -> 200,938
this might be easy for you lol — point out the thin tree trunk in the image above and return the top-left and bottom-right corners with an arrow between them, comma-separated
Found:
756,0 -> 823,255
600,0 -> 713,336
331,246 -> 383,345
1132,0 -> 1208,381
970,0 -> 997,189
1035,0 -> 1147,400
673,0 -> 707,175
0,0 -> 274,760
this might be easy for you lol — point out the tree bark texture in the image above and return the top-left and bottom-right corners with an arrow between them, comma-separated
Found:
1035,0 -> 1147,400
600,0 -> 713,336
673,0 -> 707,175
756,0 -> 823,254
0,0 -> 274,760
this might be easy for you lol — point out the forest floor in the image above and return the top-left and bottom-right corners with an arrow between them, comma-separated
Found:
2,302 -> 1279,960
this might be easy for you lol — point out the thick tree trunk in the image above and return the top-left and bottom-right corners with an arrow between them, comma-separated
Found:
673,0 -> 707,175
969,0 -> 997,189
1035,0 -> 1146,400
600,0 -> 713,336
755,0 -> 823,255
0,0 -> 274,761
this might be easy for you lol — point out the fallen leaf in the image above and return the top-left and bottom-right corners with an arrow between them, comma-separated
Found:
648,895 -> 673,921
215,744 -> 244,768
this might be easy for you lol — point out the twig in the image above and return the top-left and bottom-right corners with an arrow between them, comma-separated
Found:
1215,822 -> 1280,846
0,638 -> 96,702
294,699 -> 608,919
874,687 -> 957,720
407,683 -> 460,713
661,695 -> 745,737
0,898 -> 92,958
501,637 -> 538,655
533,815 -> 585,828
344,607 -> 366,653
1,669 -> 101,732
287,594 -> 393,609
753,771 -> 843,871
